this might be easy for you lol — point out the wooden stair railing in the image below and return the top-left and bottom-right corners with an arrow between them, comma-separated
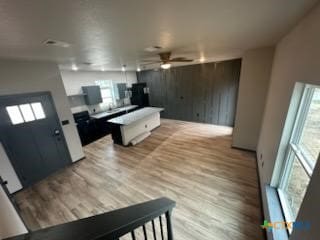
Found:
4,197 -> 176,240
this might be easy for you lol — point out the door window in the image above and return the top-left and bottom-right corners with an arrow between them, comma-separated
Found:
6,106 -> 24,124
19,104 -> 36,122
6,102 -> 46,125
31,102 -> 46,120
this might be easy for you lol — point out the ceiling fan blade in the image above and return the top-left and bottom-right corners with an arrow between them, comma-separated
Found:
169,57 -> 187,61
140,59 -> 159,62
141,61 -> 162,66
169,59 -> 193,62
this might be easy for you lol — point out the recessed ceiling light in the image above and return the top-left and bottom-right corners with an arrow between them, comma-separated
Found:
144,46 -> 162,52
137,67 -> 141,72
43,39 -> 70,48
71,64 -> 78,71
121,65 -> 126,72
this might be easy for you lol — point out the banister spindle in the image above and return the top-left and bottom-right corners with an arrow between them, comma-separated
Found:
131,230 -> 136,240
159,216 -> 164,240
151,219 -> 157,240
166,210 -> 174,240
142,224 -> 148,240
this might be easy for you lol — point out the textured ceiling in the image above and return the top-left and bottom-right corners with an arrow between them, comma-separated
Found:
0,0 -> 318,71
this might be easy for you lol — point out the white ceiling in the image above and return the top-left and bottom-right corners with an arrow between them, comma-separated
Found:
0,0 -> 318,71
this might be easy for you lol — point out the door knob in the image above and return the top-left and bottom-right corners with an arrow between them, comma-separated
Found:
53,129 -> 60,136
1,180 -> 8,186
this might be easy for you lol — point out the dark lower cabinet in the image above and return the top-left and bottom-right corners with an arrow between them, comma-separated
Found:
76,120 -> 98,146
74,108 -> 138,146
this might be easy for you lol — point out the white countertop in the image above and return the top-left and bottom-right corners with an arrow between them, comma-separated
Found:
90,105 -> 138,119
108,107 -> 164,125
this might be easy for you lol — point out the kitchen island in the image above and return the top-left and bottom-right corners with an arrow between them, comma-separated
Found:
90,105 -> 138,119
73,105 -> 138,146
108,107 -> 164,146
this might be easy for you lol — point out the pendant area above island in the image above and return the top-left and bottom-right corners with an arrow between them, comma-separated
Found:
108,107 -> 164,146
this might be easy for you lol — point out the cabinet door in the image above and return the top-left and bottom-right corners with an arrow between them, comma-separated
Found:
214,60 -> 241,126
174,66 -> 192,121
191,65 -> 206,123
164,69 -> 179,119
82,86 -> 103,105
146,71 -> 162,107
117,83 -> 127,99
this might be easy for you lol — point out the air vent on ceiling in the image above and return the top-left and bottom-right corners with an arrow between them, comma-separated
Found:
43,39 -> 70,48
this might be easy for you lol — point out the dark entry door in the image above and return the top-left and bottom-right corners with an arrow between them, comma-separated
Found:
0,92 -> 71,188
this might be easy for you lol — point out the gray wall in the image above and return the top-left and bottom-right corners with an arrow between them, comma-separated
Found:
256,3 -> 320,239
137,59 -> 241,126
232,47 -> 274,151
0,59 -> 84,193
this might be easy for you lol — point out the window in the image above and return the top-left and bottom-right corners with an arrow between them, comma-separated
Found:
277,86 -> 320,230
6,102 -> 46,125
6,106 -> 24,124
95,80 -> 115,105
31,102 -> 46,120
19,104 -> 36,122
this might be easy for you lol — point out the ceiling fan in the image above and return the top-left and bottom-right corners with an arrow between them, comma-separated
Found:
142,52 -> 193,69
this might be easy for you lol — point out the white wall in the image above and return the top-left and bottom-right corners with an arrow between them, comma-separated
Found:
0,144 -> 22,193
232,47 -> 274,151
61,70 -> 137,95
0,186 -> 28,239
60,70 -> 137,113
0,59 -> 84,193
256,3 -> 320,239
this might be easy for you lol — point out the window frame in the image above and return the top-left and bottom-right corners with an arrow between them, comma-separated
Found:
277,85 -> 318,233
95,80 -> 115,105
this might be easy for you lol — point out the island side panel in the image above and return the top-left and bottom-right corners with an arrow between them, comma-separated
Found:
110,123 -> 123,145
120,112 -> 161,145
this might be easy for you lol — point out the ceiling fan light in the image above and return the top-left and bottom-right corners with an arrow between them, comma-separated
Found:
71,64 -> 78,71
161,63 -> 171,69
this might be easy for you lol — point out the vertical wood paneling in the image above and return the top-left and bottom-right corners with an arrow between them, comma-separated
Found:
137,59 -> 241,126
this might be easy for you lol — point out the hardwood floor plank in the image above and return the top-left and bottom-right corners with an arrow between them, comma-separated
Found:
15,119 -> 264,240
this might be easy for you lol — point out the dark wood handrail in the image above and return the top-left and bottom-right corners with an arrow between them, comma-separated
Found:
4,197 -> 176,240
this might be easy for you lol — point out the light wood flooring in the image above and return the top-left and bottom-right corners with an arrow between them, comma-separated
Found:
15,119 -> 264,240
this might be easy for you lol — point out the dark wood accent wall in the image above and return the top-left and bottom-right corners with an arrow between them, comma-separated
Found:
137,59 -> 241,126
